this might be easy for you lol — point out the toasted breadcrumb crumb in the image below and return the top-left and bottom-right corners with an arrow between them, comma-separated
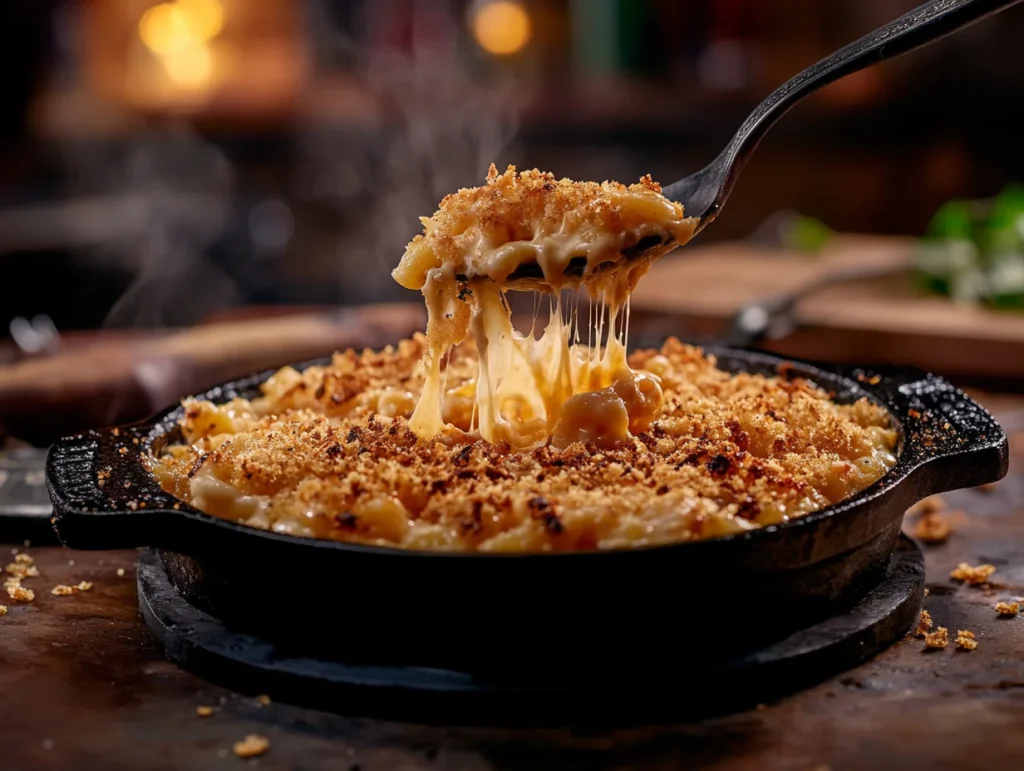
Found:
914,609 -> 933,637
7,585 -> 34,602
233,734 -> 270,758
14,553 -> 33,565
955,630 -> 978,651
913,512 -> 952,544
950,562 -> 996,586
255,694 -> 271,706
924,627 -> 949,649
0,605 -> 7,617
149,337 -> 899,553
995,601 -> 1019,617
196,706 -> 214,717
910,496 -> 945,515
5,562 -> 39,578
4,577 -> 34,602
117,568 -> 125,577
52,581 -> 95,596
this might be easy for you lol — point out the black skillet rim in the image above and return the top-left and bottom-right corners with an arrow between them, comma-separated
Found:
46,344 -> 1010,558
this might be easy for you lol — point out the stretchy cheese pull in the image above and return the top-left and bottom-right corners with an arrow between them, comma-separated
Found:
393,164 -> 697,449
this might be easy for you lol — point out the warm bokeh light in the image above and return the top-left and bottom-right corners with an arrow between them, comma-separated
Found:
160,44 -> 214,88
138,0 -> 225,91
176,0 -> 225,41
139,3 -> 193,55
471,0 -> 532,56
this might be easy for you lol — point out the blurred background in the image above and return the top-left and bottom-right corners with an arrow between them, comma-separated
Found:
4,0 -> 1024,446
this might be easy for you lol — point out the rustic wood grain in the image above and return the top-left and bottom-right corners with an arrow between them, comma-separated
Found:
0,303 -> 425,446
630,235 -> 1024,384
1,405 -> 1023,771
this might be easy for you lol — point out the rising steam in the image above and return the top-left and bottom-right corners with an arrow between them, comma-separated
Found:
297,0 -> 527,303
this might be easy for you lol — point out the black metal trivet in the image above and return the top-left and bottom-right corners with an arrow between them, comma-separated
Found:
137,536 -> 925,725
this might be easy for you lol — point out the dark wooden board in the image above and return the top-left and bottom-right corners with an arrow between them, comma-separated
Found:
2,402 -> 1024,770
134,540 -> 923,724
630,235 -> 1024,385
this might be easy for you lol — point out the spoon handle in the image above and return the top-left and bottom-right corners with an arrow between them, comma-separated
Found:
685,0 -> 1022,226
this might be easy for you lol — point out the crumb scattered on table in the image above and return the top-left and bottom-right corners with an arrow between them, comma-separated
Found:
914,609 -> 933,638
924,627 -> 949,650
6,554 -> 38,579
77,581 -> 93,592
914,512 -> 952,544
196,706 -> 214,717
233,734 -> 270,758
4,562 -> 39,579
117,568 -> 125,577
4,577 -> 35,602
956,630 -> 978,651
255,694 -> 271,706
950,562 -> 996,586
51,585 -> 75,596
995,601 -> 1020,617
0,605 -> 7,617
910,496 -> 945,515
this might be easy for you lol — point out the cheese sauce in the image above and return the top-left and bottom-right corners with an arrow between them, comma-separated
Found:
392,165 -> 697,450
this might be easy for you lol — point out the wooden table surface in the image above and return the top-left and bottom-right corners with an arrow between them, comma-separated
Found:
2,403 -> 1024,771
630,235 -> 1024,386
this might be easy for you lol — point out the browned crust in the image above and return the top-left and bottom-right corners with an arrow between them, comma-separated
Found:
398,164 -> 690,286
148,338 -> 897,553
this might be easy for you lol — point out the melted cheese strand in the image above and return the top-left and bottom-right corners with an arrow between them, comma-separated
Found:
393,165 -> 698,450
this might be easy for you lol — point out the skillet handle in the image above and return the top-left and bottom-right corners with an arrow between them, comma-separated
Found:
46,423 -> 173,549
821,363 -> 1009,495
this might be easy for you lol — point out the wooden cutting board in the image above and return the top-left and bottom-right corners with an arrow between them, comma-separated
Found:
629,234 -> 1024,386
0,303 -> 425,446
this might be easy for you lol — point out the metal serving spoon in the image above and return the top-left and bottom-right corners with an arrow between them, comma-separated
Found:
505,0 -> 1023,287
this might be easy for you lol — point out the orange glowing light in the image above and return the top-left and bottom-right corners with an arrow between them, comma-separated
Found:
138,0 -> 225,91
161,44 -> 215,87
139,3 -> 193,55
176,0 -> 225,41
471,0 -> 532,56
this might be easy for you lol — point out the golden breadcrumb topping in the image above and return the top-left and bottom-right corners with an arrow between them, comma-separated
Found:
914,609 -> 933,638
51,582 -> 92,596
391,165 -> 698,450
233,735 -> 270,759
393,163 -> 695,291
4,577 -> 34,603
950,562 -> 996,586
148,337 -> 897,553
955,629 -> 978,651
0,605 -> 7,617
913,511 -> 952,544
5,561 -> 39,579
908,495 -> 944,515
924,626 -> 949,649
995,601 -> 1019,617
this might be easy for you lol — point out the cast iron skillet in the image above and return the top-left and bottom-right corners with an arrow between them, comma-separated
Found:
46,347 -> 1008,683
